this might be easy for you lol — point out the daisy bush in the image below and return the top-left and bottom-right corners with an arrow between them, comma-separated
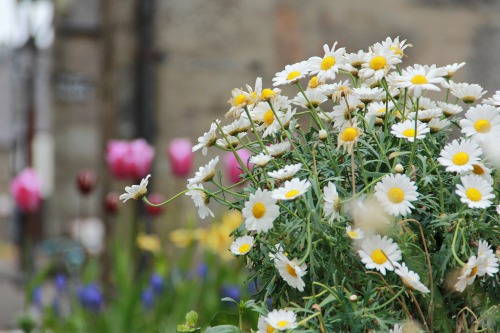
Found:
126,37 -> 500,332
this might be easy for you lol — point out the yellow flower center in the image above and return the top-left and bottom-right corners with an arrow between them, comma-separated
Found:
370,56 -> 387,70
452,152 -> 469,166
472,164 -> 484,175
252,202 -> 266,218
467,265 -> 478,278
234,94 -> 247,106
388,188 -> 405,203
264,110 -> 275,125
402,128 -> 416,137
342,127 -> 358,142
390,45 -> 403,56
376,107 -> 386,114
348,231 -> 358,239
308,76 -> 320,88
411,74 -> 428,85
261,88 -> 275,100
285,189 -> 300,199
466,188 -> 482,202
277,321 -> 289,328
474,119 -> 491,133
286,264 -> 298,277
321,56 -> 336,70
286,71 -> 301,81
133,188 -> 148,200
266,324 -> 275,333
238,243 -> 251,254
371,249 -> 387,265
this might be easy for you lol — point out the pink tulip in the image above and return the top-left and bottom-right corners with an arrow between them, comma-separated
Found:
167,138 -> 193,178
10,168 -> 42,213
224,149 -> 252,184
105,139 -> 155,179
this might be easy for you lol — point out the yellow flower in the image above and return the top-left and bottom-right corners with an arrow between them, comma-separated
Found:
136,233 -> 161,253
169,229 -> 196,248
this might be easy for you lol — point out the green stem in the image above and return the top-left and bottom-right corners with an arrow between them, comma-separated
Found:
408,98 -> 419,168
452,221 -> 466,266
142,189 -> 189,207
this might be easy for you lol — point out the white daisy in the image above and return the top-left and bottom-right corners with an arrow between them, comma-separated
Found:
483,90 -> 500,107
317,80 -> 351,100
257,315 -> 275,333
245,77 -> 262,106
275,253 -> 307,291
251,96 -> 291,123
230,235 -> 254,256
222,117 -> 251,136
389,324 -> 403,333
378,36 -> 411,58
268,163 -> 302,181
267,142 -> 291,158
266,309 -> 298,331
318,129 -> 328,141
308,42 -> 346,82
272,61 -> 311,86
428,118 -> 451,133
268,243 -> 286,261
258,107 -> 296,138
292,90 -> 327,109
407,108 -> 443,122
449,82 -> 487,104
226,88 -> 249,118
455,255 -> 482,292
359,44 -> 401,81
216,133 -> 246,149
346,225 -> 364,240
394,262 -> 430,293
323,182 -> 340,223
455,174 -> 494,209
272,178 -> 311,201
185,183 -> 214,219
407,96 -> 437,111
352,87 -> 385,104
374,174 -> 419,217
358,235 -> 402,275
326,95 -> 362,129
437,101 -> 463,117
307,75 -> 324,90
340,50 -> 369,76
468,163 -> 493,183
437,139 -> 482,173
391,120 -> 430,142
476,239 -> 499,277
390,64 -> 447,98
443,62 -> 466,79
366,101 -> 395,119
242,188 -> 280,233
460,104 -> 500,143
249,153 -> 272,168
119,175 -> 151,202
187,156 -> 219,185
192,120 -> 219,156
338,122 -> 364,154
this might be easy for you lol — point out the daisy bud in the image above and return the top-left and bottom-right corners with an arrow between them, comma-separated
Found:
395,163 -> 404,173
318,129 -> 328,141
349,294 -> 358,302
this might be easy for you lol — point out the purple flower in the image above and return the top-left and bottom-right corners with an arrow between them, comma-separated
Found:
220,284 -> 241,303
77,283 -> 103,312
149,273 -> 164,295
54,273 -> 67,293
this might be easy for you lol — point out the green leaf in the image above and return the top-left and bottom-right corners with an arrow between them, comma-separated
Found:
185,311 -> 199,327
209,311 -> 239,327
204,325 -> 242,333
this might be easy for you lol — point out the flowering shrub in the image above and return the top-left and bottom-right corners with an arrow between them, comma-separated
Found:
127,37 -> 500,332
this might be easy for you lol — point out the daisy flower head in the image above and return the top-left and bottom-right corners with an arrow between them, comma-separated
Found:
408,96 -> 437,111
272,61 -> 310,86
192,120 -> 220,156
328,95 -> 362,129
272,178 -> 311,201
455,255 -> 481,292
187,156 -> 219,185
119,175 -> 151,202
317,80 -> 351,101
185,183 -> 214,219
307,75 -> 323,90
455,174 -> 494,209
222,117 -> 251,136
275,253 -> 307,291
245,77 -> 262,106
358,235 -> 402,275
265,309 -> 298,331
374,174 -> 419,217
258,107 -> 296,138
216,133 -> 246,149
468,163 -> 493,183
323,182 -> 341,223
308,42 -> 346,82
379,36 -> 411,58
359,43 -> 402,81
391,119 -> 430,142
407,107 -> 443,123
476,239 -> 499,277
249,153 -> 272,168
448,82 -> 487,104
346,225 -> 365,240
395,262 -> 430,293
268,163 -> 302,181
257,315 -> 275,333
352,86 -> 385,104
390,64 -> 447,98
366,101 -> 395,120
259,86 -> 282,102
444,62 -> 466,79
340,50 -> 369,76
337,122 -> 364,154
267,141 -> 291,158
268,243 -> 286,261
437,101 -> 463,117
242,188 -> 280,233
437,139 -> 482,173
483,90 -> 500,107
292,89 -> 327,109
460,104 -> 500,143
226,88 -> 250,118
230,235 -> 255,256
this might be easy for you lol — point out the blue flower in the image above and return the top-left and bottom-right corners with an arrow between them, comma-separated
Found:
32,287 -> 43,309
54,273 -> 67,293
77,283 -> 103,312
141,288 -> 155,310
220,284 -> 241,303
149,273 -> 164,295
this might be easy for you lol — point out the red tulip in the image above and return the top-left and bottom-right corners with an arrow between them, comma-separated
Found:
144,193 -> 165,216
105,139 -> 155,180
167,138 -> 193,178
76,170 -> 97,195
224,149 -> 252,184
10,168 -> 42,213
104,192 -> 119,215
